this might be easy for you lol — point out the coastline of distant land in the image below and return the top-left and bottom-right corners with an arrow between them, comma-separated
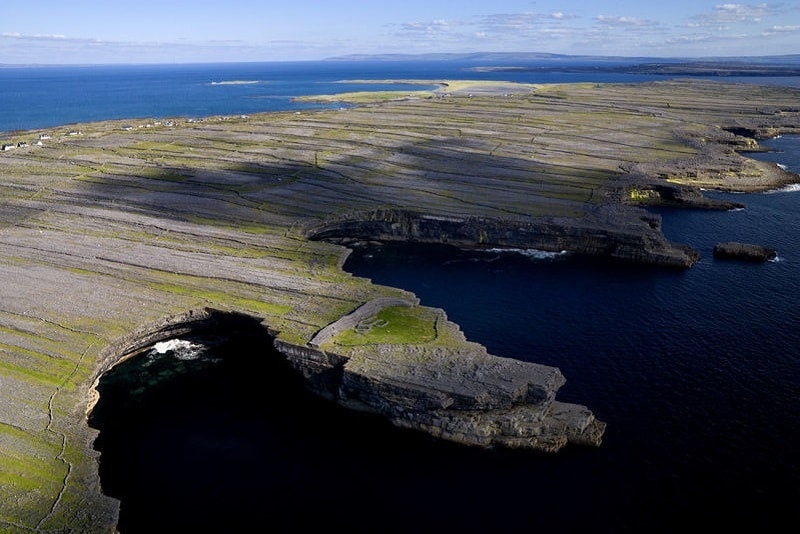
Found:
325,52 -> 800,77
468,62 -> 800,77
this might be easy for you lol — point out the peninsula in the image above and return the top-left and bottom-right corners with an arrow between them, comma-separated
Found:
1,79 -> 798,532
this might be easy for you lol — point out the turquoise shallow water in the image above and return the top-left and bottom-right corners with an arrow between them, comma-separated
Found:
6,61 -> 797,531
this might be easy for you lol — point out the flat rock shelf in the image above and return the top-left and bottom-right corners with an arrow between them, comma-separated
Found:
1,79 -> 799,532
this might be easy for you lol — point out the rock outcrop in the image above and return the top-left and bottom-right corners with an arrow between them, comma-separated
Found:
305,207 -> 700,268
278,314 -> 605,452
713,242 -> 777,262
617,177 -> 746,211
96,308 -> 605,454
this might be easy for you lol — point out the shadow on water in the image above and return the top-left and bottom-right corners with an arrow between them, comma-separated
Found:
88,314 -> 606,533
87,300 -> 798,534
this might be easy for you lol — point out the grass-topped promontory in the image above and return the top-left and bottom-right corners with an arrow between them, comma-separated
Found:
1,78 -> 799,532
331,305 -> 439,346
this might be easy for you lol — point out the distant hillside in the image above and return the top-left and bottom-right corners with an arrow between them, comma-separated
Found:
326,52 -> 800,70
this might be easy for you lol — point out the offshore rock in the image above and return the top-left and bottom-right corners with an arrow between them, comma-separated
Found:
713,242 -> 777,262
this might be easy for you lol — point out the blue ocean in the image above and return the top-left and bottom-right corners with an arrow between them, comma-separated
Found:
4,61 -> 798,532
3,59 -> 800,134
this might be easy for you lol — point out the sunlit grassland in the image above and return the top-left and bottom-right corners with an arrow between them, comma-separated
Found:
332,305 -> 439,346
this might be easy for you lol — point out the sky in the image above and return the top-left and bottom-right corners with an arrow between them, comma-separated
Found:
1,1 -> 799,64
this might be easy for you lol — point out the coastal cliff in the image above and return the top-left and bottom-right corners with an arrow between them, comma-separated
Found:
305,206 -> 699,268
93,307 -> 603,454
0,79 -> 798,532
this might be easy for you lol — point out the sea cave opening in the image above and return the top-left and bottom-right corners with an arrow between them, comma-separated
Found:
87,309 -> 539,532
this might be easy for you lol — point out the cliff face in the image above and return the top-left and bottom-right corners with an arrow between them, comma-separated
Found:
305,207 -> 699,268
275,320 -> 605,452
94,308 -> 604,455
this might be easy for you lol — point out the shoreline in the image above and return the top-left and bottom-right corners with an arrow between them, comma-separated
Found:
1,79 -> 799,531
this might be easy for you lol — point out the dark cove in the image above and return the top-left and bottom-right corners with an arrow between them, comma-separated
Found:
89,315 -> 610,533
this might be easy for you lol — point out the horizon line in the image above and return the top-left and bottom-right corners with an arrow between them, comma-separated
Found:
2,51 -> 800,68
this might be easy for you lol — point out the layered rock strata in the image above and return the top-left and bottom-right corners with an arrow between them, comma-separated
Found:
99,308 -> 604,453
306,207 -> 700,268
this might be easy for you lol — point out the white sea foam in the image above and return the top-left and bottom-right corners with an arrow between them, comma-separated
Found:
485,248 -> 570,260
765,183 -> 800,194
208,80 -> 261,86
151,339 -> 206,361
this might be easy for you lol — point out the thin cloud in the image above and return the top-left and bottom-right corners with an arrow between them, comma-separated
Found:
594,15 -> 659,28
692,3 -> 779,25
0,32 -> 329,63
765,24 -> 800,33
2,32 -> 74,41
479,11 -> 579,33
398,19 -> 458,35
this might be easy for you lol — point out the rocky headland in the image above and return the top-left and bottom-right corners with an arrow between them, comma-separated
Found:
0,78 -> 798,532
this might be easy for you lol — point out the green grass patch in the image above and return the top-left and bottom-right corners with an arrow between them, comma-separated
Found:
143,280 -> 292,317
298,90 -> 436,104
0,449 -> 66,488
334,306 -> 438,346
0,359 -> 66,387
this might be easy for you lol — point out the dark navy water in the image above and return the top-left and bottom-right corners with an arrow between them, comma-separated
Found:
343,136 -> 800,531
9,61 -> 795,532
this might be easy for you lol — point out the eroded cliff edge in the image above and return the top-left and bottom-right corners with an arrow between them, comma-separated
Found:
305,206 -> 699,268
95,307 -> 603,455
1,79 -> 799,532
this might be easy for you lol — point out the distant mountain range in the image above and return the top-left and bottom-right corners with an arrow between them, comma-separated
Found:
326,52 -> 800,75
328,51 -> 800,63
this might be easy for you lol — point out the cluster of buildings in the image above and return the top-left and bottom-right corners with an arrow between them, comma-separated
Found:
1,133 -> 53,152
2,114 -> 250,152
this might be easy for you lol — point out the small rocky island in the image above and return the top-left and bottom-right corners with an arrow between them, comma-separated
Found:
713,241 -> 778,262
0,79 -> 799,532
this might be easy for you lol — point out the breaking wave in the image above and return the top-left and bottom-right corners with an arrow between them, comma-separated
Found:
148,339 -> 207,362
484,248 -> 571,260
765,183 -> 800,194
